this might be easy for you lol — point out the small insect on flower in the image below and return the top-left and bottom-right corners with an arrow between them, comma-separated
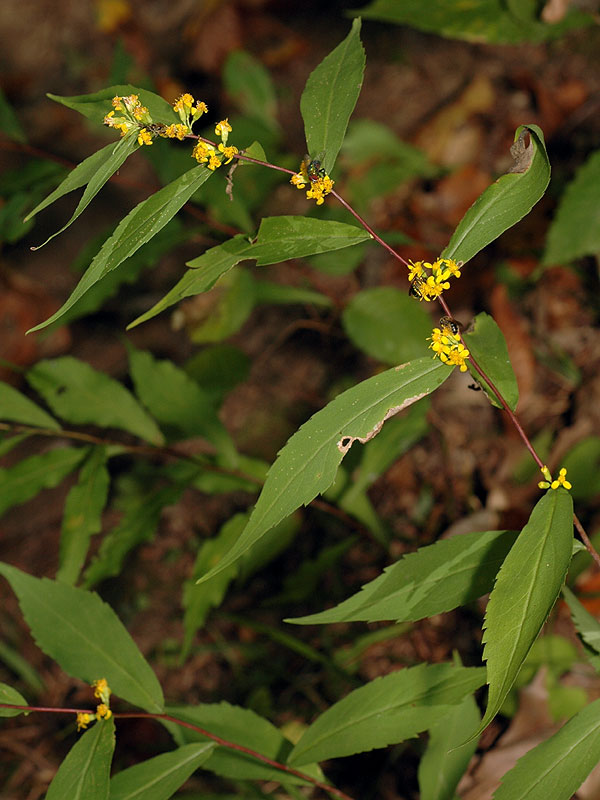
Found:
303,152 -> 326,183
409,274 -> 427,300
439,316 -> 462,336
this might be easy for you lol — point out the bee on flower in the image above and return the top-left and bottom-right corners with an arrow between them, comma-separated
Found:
290,154 -> 334,205
429,317 -> 469,372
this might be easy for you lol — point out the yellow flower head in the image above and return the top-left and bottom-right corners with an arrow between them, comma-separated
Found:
215,118 -> 232,145
539,466 -> 572,491
428,323 -> 469,371
137,128 -> 153,146
76,712 -> 92,731
192,141 -> 212,164
173,93 -> 194,113
164,123 -> 189,140
95,703 -> 112,721
218,143 -> 239,164
207,152 -> 223,171
192,101 -> 208,120
92,678 -> 111,704
408,257 -> 462,302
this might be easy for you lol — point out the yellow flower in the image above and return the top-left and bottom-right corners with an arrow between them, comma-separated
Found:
193,101 -> 208,119
207,152 -> 223,171
92,678 -> 111,704
290,159 -> 334,205
215,118 -> 232,137
173,93 -> 194,113
290,172 -> 307,188
164,123 -> 189,140
137,128 -> 153,146
428,326 -> 469,371
76,712 -> 92,731
192,141 -> 211,163
538,466 -> 572,491
218,143 -> 239,164
95,703 -> 112,720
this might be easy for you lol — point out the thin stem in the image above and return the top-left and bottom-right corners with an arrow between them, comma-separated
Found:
330,189 -> 410,267
0,704 -> 355,799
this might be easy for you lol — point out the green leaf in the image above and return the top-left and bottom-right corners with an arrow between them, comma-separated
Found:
354,0 -> 593,43
46,718 -> 115,800
253,278 -> 332,308
109,743 -> 215,800
198,358 -> 451,584
418,683 -> 480,800
477,489 -> 573,735
127,344 -> 235,459
441,125 -> 550,266
300,18 -> 365,175
544,150 -> 600,266
48,85 -> 178,127
0,447 -> 87,518
83,484 -> 184,588
26,357 -> 164,445
289,529 -> 517,625
463,312 -> 519,411
128,216 -> 371,328
164,703 -> 323,784
494,697 -> 600,800
0,564 -> 164,712
562,585 -> 600,670
0,682 -> 28,717
0,87 -> 26,143
27,137 -> 139,247
288,663 -> 485,765
342,287 -> 432,364
28,166 -> 213,333
187,267 -> 256,344
0,380 -> 61,429
223,51 -> 278,128
57,447 -> 110,585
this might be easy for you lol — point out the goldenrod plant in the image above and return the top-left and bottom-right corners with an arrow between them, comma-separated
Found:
2,12 -> 600,800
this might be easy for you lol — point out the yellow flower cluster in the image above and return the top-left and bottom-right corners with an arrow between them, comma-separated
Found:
290,159 -> 335,205
104,94 -> 154,143
172,93 -> 208,130
75,679 -> 113,732
538,466 -> 572,491
191,118 -> 238,171
429,318 -> 470,372
408,258 -> 462,302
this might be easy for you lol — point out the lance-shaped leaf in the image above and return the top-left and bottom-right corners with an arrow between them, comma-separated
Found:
27,137 -> 139,248
562,585 -> 600,671
127,344 -> 236,462
300,18 -> 365,175
28,166 -> 213,333
57,447 -> 110,586
164,702 -> 324,784
0,380 -> 60,429
476,489 -> 573,736
288,663 -> 485,766
46,718 -> 115,800
109,743 -> 215,800
0,447 -> 87,518
288,529 -> 518,625
354,0 -> 593,44
48,85 -> 178,127
0,563 -> 164,712
418,689 -> 480,800
463,312 -> 519,411
26,357 -> 164,445
494,697 -> 600,800
128,216 -> 371,328
441,124 -> 550,266
197,358 -> 451,585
